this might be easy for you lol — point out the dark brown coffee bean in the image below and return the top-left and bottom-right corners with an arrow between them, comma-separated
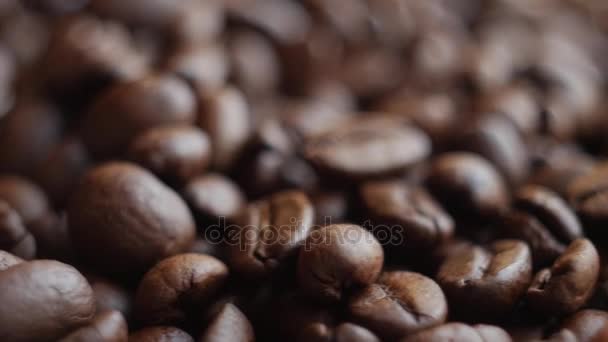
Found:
514,185 -> 582,243
183,173 -> 246,224
0,260 -> 95,342
437,240 -> 532,319
166,45 -> 228,94
88,276 -> 132,318
198,86 -> 251,171
568,162 -> 608,234
527,239 -> 599,315
0,250 -> 22,271
305,116 -> 430,180
129,326 -> 194,342
198,303 -> 254,342
33,137 -> 91,207
59,310 -> 128,342
128,125 -> 212,184
548,310 -> 608,342
0,100 -> 63,175
82,74 -> 196,159
68,162 -> 196,274
0,200 -> 35,259
228,191 -> 314,278
459,113 -> 528,185
134,253 -> 228,326
348,271 -> 447,340
298,224 -> 383,301
401,323 -> 512,342
360,179 -> 454,249
427,152 -> 509,219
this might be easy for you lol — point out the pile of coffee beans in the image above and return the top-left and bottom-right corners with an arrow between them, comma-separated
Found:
3,0 -> 608,341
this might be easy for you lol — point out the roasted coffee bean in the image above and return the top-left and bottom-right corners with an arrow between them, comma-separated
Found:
183,173 -> 245,225
401,323 -> 512,342
0,100 -> 63,175
0,260 -> 95,342
348,271 -> 447,340
360,179 -> 453,249
134,253 -> 228,326
128,125 -> 212,184
68,162 -> 196,274
198,86 -> 251,171
82,74 -> 196,159
305,116 -> 430,180
0,200 -> 35,259
436,240 -> 532,319
527,239 -> 599,315
88,276 -> 132,318
427,152 -> 509,219
298,224 -> 383,301
228,190 -> 314,278
547,310 -> 608,342
59,310 -> 128,342
514,185 -> 582,243
129,326 -> 194,342
459,113 -> 528,185
568,162 -> 608,234
0,250 -> 22,271
198,303 -> 254,342
166,44 -> 228,94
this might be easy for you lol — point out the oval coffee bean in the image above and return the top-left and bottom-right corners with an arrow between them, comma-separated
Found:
81,74 -> 196,159
0,200 -> 35,259
134,253 -> 228,326
199,303 -> 254,342
68,162 -> 196,274
527,239 -> 600,315
401,323 -> 512,342
0,250 -> 22,271
228,190 -> 314,278
360,179 -> 453,248
348,271 -> 447,340
305,116 -> 430,180
548,310 -> 608,342
298,224 -> 383,301
59,310 -> 128,342
129,326 -> 194,342
128,124 -> 212,184
437,240 -> 532,319
182,173 -> 246,224
514,185 -> 582,243
427,152 -> 509,219
0,260 -> 95,342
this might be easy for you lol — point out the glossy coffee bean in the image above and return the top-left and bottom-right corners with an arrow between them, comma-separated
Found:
0,100 -> 63,175
59,310 -> 128,342
360,179 -> 453,248
527,239 -> 600,315
437,240 -> 532,319
305,116 -> 430,180
128,125 -> 212,184
88,276 -> 132,318
182,173 -> 246,224
514,185 -> 582,243
459,113 -> 528,185
82,74 -> 196,159
401,323 -> 512,342
129,326 -> 194,342
548,310 -> 608,342
228,191 -> 314,278
568,162 -> 608,234
68,162 -> 196,274
199,303 -> 254,342
0,260 -> 95,342
348,271 -> 447,340
134,253 -> 228,325
0,200 -> 35,259
298,224 -> 383,301
198,86 -> 251,171
0,250 -> 22,271
427,152 -> 509,219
